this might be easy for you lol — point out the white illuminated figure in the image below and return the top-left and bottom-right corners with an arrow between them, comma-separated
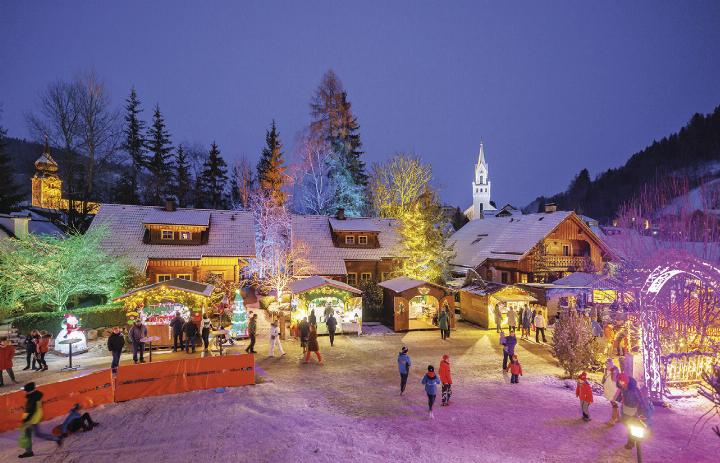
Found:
55,314 -> 88,355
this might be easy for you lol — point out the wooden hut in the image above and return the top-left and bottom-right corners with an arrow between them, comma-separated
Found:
378,276 -> 455,332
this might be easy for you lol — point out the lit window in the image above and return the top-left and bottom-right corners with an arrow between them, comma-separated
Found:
501,272 -> 509,284
381,272 -> 388,281
347,273 -> 357,286
176,274 -> 192,280
157,274 -> 172,282
361,272 -> 372,281
358,235 -> 368,245
179,231 -> 192,240
562,245 -> 570,256
345,235 -> 355,245
161,230 -> 174,240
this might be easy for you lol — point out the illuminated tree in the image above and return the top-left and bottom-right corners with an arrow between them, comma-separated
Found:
294,134 -> 337,215
551,310 -> 599,378
369,154 -> 432,219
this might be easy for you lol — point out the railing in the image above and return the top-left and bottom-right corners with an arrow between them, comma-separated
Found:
542,255 -> 592,270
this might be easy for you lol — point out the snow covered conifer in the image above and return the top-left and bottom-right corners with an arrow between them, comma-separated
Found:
551,310 -> 596,378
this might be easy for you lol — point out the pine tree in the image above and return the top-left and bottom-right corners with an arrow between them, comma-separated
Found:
198,141 -> 229,209
174,144 -> 192,207
120,87 -> 146,204
0,124 -> 23,212
551,310 -> 600,378
256,120 -> 286,206
145,104 -> 173,205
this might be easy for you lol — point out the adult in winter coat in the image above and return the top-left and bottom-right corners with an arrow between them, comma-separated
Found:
576,371 -> 594,422
421,365 -> 441,418
22,331 -> 38,371
200,314 -> 214,352
438,310 -> 449,340
308,310 -> 317,326
18,382 -> 61,458
245,313 -> 258,354
304,325 -> 322,363
502,331 -> 517,371
615,373 -> 653,450
520,307 -> 532,340
107,327 -> 125,373
183,318 -> 199,353
439,354 -> 453,406
128,321 -> 147,364
30,332 -> 41,370
397,347 -> 411,395
493,306 -> 503,333
534,311 -> 548,343
602,358 -> 620,425
507,307 -> 518,332
36,332 -> 50,371
298,317 -> 310,352
0,339 -> 19,386
268,321 -> 285,357
169,312 -> 185,352
326,314 -> 338,347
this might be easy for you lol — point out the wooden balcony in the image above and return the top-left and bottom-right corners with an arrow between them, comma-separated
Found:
543,255 -> 592,271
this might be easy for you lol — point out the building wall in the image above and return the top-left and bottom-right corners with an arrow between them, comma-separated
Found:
459,291 -> 490,327
344,259 -> 397,286
146,257 -> 246,283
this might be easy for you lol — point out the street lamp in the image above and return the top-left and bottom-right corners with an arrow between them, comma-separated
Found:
628,420 -> 648,463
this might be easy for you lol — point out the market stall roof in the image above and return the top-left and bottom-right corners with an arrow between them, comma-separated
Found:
289,275 -> 362,295
115,278 -> 215,301
378,276 -> 448,293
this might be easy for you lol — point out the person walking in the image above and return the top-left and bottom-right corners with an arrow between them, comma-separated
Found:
421,365 -> 441,419
534,310 -> 548,343
397,346 -> 411,395
22,331 -> 38,371
521,306 -> 532,340
502,330 -> 517,371
308,310 -> 317,327
439,354 -> 453,406
200,314 -> 213,352
326,313 -> 338,347
576,371 -> 593,422
36,332 -> 50,371
0,338 -> 19,387
59,403 -> 99,437
245,313 -> 258,354
183,317 -> 199,354
602,358 -> 620,425
17,382 -> 61,458
438,309 -> 449,340
299,317 -> 310,353
508,354 -> 523,384
493,305 -> 503,333
507,307 -> 518,332
31,331 -> 41,370
303,325 -> 322,364
128,320 -> 147,364
169,312 -> 185,352
268,320 -> 285,357
107,327 -> 125,373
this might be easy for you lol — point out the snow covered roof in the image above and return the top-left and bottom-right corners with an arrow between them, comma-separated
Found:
291,215 -> 402,275
115,278 -> 214,300
143,209 -> 211,227
289,275 -> 362,295
90,203 -> 256,269
450,211 -> 575,269
378,276 -> 445,293
0,212 -> 64,239
551,272 -> 621,289
329,218 -> 382,232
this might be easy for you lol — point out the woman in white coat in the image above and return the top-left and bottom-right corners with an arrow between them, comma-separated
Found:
602,358 -> 620,425
268,320 -> 285,357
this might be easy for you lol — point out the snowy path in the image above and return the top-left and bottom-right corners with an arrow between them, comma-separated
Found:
0,325 -> 716,462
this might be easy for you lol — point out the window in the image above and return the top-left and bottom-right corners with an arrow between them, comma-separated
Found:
347,273 -> 357,286
178,231 -> 192,240
176,274 -> 192,280
358,235 -> 368,245
520,273 -> 528,283
360,272 -> 372,282
562,244 -> 570,256
161,230 -> 174,240
207,271 -> 225,280
501,272 -> 509,284
345,235 -> 355,245
157,274 -> 172,282
381,272 -> 389,282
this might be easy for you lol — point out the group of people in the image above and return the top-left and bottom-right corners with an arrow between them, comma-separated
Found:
1,331 -> 52,388
494,305 -> 548,344
170,312 -> 216,354
397,347 -> 453,419
296,314 -> 328,364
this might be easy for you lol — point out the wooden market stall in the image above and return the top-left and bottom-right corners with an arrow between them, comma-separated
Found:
459,282 -> 537,329
289,275 -> 363,334
114,278 -> 214,346
379,276 -> 456,332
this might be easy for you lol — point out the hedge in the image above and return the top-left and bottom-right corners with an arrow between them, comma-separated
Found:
11,304 -> 127,336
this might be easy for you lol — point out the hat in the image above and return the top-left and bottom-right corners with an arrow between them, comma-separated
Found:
442,354 -> 449,362
578,372 -> 587,381
617,373 -> 629,385
427,365 -> 435,372
24,382 -> 36,393
401,346 -> 408,354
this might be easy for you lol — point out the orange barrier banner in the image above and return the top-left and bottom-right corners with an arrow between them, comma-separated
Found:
114,354 -> 254,402
0,369 -> 113,433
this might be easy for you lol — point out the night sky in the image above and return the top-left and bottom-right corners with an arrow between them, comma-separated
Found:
2,1 -> 720,209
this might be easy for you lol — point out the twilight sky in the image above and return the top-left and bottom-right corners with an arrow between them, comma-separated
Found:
2,1 -> 720,209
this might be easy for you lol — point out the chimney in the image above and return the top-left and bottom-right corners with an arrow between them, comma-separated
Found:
544,202 -> 557,213
336,207 -> 346,220
0,213 -> 30,239
165,197 -> 177,212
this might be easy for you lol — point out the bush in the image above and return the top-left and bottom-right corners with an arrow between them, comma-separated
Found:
11,304 -> 126,336
259,294 -> 291,310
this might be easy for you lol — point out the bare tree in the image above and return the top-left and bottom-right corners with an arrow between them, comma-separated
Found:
231,155 -> 254,209
369,153 -> 432,219
294,134 -> 337,215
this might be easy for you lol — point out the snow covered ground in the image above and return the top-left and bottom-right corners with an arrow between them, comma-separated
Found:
0,325 -> 717,462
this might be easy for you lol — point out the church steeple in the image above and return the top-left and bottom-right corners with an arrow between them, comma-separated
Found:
469,142 -> 495,219
31,139 -> 63,209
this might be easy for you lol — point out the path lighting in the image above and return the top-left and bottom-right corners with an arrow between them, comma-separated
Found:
628,420 -> 648,463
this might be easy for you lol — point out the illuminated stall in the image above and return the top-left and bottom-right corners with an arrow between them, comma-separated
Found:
289,276 -> 362,334
114,278 -> 214,346
459,282 -> 537,329
379,276 -> 455,332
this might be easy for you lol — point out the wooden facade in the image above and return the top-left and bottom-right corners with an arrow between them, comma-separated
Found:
344,258 -> 399,286
381,281 -> 455,332
146,256 -> 248,283
459,285 -> 537,329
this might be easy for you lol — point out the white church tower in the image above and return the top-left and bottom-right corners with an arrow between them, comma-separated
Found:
468,143 -> 495,219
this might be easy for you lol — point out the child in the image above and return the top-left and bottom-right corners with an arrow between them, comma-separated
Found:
576,371 -> 593,422
508,354 -> 522,384
421,365 -> 441,419
439,354 -> 452,406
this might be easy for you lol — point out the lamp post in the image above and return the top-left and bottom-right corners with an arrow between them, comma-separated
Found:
628,420 -> 648,463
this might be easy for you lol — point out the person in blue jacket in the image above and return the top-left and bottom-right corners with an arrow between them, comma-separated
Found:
397,346 -> 411,395
60,403 -> 98,437
421,365 -> 441,419
502,330 -> 517,371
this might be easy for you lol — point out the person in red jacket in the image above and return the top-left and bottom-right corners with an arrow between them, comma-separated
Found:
36,332 -> 51,371
576,371 -> 594,422
0,338 -> 19,386
439,354 -> 452,406
508,354 -> 523,384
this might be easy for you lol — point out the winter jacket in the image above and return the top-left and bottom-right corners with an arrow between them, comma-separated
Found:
23,336 -> 36,354
522,310 -> 532,328
183,321 -> 198,338
107,332 -> 125,352
269,325 -> 280,339
439,359 -> 452,384
534,314 -> 547,328
22,390 -> 44,424
397,353 -> 411,375
602,366 -> 619,401
61,408 -> 81,434
438,311 -> 449,330
615,377 -> 641,409
0,344 -> 15,369
326,315 -> 338,332
248,318 -> 257,336
307,330 -> 319,352
299,321 -> 310,339
421,372 -> 441,395
507,309 -> 517,327
308,312 -> 317,326
170,316 -> 185,334
128,325 -> 147,344
37,336 -> 50,354
503,335 -> 517,355
201,318 -> 213,331
576,381 -> 593,403
509,361 -> 522,376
